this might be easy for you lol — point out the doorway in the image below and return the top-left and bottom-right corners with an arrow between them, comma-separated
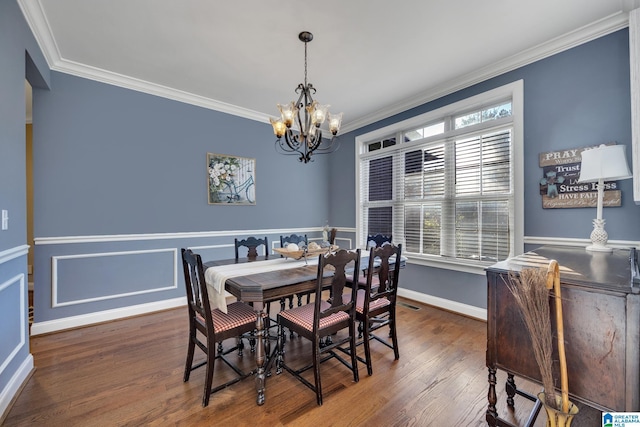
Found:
26,80 -> 34,327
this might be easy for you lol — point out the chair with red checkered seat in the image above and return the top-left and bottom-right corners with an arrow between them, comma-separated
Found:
348,243 -> 402,376
276,249 -> 361,405
181,248 -> 256,407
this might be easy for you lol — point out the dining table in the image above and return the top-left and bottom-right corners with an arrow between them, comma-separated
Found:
203,250 -> 405,406
204,254 -> 326,405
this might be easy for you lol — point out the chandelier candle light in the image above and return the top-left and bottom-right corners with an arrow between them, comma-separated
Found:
270,31 -> 343,163
577,143 -> 632,252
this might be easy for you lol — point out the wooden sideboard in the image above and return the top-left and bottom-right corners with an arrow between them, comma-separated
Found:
486,245 -> 640,426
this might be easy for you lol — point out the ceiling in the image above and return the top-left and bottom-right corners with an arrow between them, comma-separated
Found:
19,0 -> 639,133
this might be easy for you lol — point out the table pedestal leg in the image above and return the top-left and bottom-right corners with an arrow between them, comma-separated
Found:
486,366 -> 498,426
506,373 -> 516,407
255,310 -> 266,405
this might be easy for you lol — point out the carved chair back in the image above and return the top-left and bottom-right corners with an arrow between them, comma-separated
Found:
280,234 -> 308,248
234,236 -> 268,260
366,233 -> 392,249
313,249 -> 361,334
365,243 -> 402,304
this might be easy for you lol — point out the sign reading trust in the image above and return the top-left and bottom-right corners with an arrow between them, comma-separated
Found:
539,144 -> 622,209
603,412 -> 640,427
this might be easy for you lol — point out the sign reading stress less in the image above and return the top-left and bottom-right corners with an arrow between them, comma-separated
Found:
539,144 -> 622,209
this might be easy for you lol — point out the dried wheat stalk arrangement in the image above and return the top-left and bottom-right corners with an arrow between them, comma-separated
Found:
507,267 -> 558,409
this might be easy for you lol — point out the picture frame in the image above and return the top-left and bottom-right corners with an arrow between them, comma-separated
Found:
207,153 -> 256,205
538,144 -> 622,209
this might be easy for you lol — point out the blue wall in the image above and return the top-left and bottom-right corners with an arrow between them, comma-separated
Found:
33,72 -> 332,237
1,0 -> 638,416
330,29 -> 639,308
30,70 -> 339,324
0,0 -> 49,417
26,27 -> 640,324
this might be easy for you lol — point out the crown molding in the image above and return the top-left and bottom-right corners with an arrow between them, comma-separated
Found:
341,11 -> 630,134
49,58 -> 271,123
17,0 -> 271,124
18,0 -> 59,68
19,1 -> 631,133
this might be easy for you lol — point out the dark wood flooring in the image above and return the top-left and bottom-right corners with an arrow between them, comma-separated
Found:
2,298 -> 600,426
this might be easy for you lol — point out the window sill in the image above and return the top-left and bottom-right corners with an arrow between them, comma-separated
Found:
406,254 -> 494,276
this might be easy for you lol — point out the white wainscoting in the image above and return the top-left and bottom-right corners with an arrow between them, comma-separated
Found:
332,237 -> 353,249
0,354 -> 33,421
32,231 -> 639,336
0,245 -> 29,265
32,227 -> 355,335
0,274 -> 26,378
51,248 -> 178,308
35,227 -> 327,245
398,287 -> 487,321
30,297 -> 187,336
0,273 -> 30,421
188,243 -> 233,251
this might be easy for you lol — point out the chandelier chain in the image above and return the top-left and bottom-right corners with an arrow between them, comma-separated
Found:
304,41 -> 308,88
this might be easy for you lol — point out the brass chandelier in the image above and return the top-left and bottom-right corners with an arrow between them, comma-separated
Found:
270,31 -> 343,163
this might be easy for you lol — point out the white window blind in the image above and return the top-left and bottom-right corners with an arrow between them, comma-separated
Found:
357,81 -> 523,268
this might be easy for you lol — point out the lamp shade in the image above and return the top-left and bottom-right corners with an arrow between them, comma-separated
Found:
578,144 -> 632,183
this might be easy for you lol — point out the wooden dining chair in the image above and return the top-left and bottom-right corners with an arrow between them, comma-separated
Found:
234,236 -> 268,260
181,248 -> 256,407
280,234 -> 310,329
366,233 -> 392,248
345,233 -> 392,292
280,233 -> 308,250
235,236 -> 281,339
276,249 -> 361,405
347,243 -> 402,376
280,234 -> 310,310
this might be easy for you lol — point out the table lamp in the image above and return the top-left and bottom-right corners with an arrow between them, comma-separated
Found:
577,143 -> 632,252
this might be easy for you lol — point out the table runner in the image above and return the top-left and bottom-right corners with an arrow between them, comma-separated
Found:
204,251 -> 405,313
205,257 -> 316,313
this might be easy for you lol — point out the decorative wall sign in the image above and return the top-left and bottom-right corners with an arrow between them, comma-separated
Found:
207,153 -> 255,205
539,144 -> 622,209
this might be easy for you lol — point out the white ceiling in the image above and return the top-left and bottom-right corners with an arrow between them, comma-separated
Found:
19,0 -> 640,133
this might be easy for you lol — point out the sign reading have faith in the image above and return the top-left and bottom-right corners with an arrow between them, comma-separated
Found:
538,144 -> 622,209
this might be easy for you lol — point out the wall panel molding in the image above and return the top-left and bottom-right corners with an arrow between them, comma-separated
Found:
0,274 -> 26,377
0,354 -> 33,422
188,243 -> 232,251
0,245 -> 29,265
35,227 -> 323,245
34,227 -> 358,245
332,237 -> 353,249
51,248 -> 177,307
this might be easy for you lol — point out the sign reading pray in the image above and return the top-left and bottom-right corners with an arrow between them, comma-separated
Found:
538,144 -> 622,209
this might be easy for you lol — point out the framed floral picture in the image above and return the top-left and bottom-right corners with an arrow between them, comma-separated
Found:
207,153 -> 256,205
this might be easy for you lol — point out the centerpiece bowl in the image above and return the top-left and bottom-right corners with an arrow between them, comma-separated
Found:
273,245 -> 339,260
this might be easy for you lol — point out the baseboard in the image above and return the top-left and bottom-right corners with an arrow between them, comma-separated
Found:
28,289 -> 485,335
0,354 -> 33,424
30,297 -> 187,336
397,288 -> 487,321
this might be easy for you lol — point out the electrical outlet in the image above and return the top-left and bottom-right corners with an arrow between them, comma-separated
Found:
1,210 -> 7,230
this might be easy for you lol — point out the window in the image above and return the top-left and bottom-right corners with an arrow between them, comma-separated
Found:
356,81 -> 523,273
